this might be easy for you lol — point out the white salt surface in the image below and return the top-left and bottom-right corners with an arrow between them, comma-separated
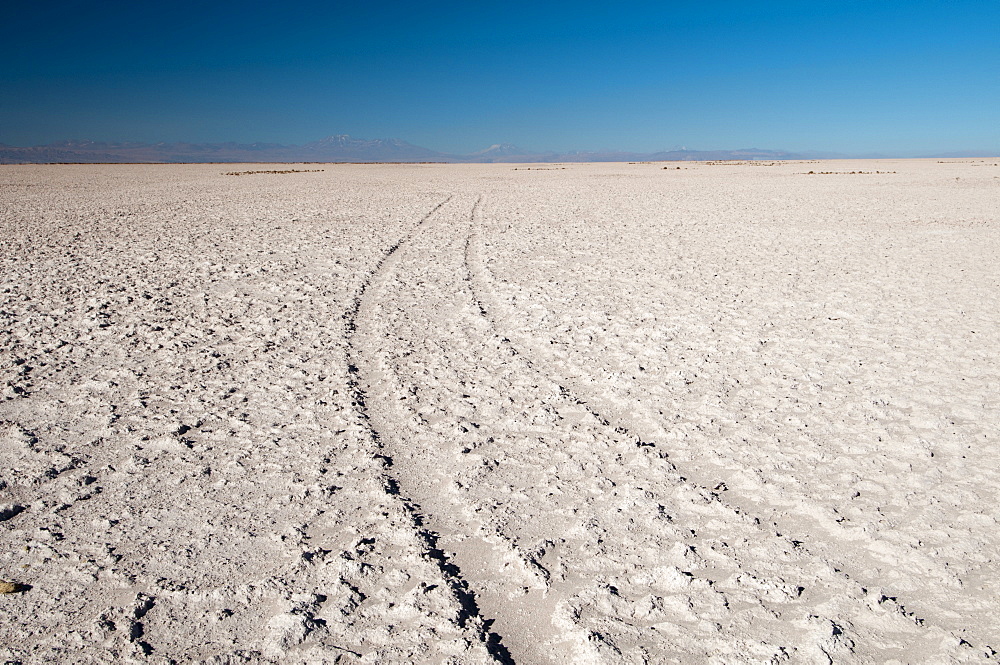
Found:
1,160 -> 998,662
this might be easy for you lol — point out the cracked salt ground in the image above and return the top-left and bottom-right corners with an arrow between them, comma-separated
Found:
1,161 -> 998,662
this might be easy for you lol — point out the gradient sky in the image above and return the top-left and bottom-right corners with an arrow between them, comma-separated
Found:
2,0 -> 998,154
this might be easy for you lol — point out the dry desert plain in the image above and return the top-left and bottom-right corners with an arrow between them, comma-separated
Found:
1,160 -> 999,663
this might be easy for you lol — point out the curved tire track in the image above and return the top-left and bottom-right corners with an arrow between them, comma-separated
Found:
351,194 -> 621,663
463,194 -> 988,662
343,194 -> 514,664
349,189 -> 990,663
357,194 -> 927,662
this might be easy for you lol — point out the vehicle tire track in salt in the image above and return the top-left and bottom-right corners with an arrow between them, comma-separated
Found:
464,233 -> 981,655
350,194 -> 587,664
343,194 -> 515,664
358,193 -> 682,663
464,195 -> 985,662
463,201 -> 919,662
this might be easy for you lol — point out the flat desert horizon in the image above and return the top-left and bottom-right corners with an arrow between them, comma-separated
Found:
1,159 -> 998,663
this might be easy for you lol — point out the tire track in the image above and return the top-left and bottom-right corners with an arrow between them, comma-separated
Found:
364,195 -> 906,662
343,194 -> 514,664
351,190 -> 989,662
463,194 -> 988,662
463,240 -> 988,653
364,194 -> 926,662
356,194 -> 651,663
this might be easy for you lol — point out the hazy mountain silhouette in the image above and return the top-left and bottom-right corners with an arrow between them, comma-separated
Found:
465,143 -> 552,162
299,135 -> 450,161
0,135 -> 454,164
1,135 -> 995,164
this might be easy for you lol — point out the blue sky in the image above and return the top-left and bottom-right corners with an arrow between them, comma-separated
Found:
2,0 -> 998,154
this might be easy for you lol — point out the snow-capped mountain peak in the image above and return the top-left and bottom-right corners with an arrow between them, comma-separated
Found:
471,143 -> 527,157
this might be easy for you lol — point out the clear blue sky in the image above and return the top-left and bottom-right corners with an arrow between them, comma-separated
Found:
2,0 -> 998,154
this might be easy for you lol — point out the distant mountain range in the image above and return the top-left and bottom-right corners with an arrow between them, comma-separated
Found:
0,135 -> 996,164
0,136 -> 451,164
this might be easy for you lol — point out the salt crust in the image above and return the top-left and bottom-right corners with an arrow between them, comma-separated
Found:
1,160 -> 998,662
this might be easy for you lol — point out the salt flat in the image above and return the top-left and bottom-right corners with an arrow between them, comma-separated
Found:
1,160 -> 998,663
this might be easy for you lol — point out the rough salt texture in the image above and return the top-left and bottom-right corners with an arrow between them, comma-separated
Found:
1,160 -> 998,663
